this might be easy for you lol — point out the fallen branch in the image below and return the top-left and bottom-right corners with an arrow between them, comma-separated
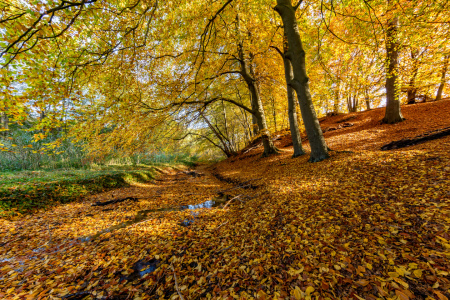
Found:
222,195 -> 242,210
91,197 -> 138,207
214,221 -> 229,231
215,244 -> 233,254
46,223 -> 52,246
381,126 -> 450,150
170,264 -> 185,300
215,178 -> 259,194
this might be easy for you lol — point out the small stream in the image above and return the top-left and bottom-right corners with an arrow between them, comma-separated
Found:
0,195 -> 230,281
80,194 -> 229,242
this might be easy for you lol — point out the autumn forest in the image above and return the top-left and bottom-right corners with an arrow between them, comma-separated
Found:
0,0 -> 449,299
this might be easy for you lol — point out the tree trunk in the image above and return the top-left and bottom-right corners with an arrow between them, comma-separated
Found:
282,35 -> 305,158
247,80 -> 278,157
365,90 -> 371,110
334,80 -> 341,114
347,95 -> 358,113
274,0 -> 329,162
236,14 -> 278,157
407,50 -> 419,105
383,0 -> 404,123
271,95 -> 277,132
436,55 -> 449,101
0,112 -> 8,136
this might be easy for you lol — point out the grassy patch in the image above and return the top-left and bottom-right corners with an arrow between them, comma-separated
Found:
0,165 -> 160,217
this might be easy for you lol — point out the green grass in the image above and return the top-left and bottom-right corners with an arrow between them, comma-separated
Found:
0,165 -> 162,218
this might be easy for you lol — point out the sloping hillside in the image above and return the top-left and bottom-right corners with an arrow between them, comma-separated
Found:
1,102 -> 449,299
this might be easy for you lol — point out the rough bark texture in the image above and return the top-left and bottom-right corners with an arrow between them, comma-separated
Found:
436,55 -> 449,101
282,36 -> 305,157
275,0 -> 329,162
383,1 -> 404,123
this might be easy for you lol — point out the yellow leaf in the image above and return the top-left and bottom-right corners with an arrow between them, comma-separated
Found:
305,286 -> 314,295
395,290 -> 410,300
393,277 -> 409,289
293,287 -> 302,300
434,291 -> 449,300
388,271 -> 399,278
413,269 -> 422,278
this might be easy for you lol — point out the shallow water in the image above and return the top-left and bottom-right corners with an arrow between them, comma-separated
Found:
81,195 -> 229,242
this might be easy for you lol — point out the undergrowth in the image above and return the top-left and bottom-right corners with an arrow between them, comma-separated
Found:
0,167 -> 158,217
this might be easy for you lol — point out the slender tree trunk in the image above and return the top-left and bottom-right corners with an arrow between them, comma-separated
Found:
271,95 -> 277,132
334,80 -> 340,114
280,35 -> 305,157
347,94 -> 358,112
0,112 -> 8,136
407,50 -> 419,104
236,14 -> 278,157
436,55 -> 449,101
285,62 -> 306,157
275,0 -> 329,162
365,90 -> 371,110
383,0 -> 404,123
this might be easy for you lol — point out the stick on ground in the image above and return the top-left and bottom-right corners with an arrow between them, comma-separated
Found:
171,264 -> 185,300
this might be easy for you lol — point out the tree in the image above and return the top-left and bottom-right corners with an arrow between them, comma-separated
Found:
271,34 -> 305,158
383,0 -> 404,123
436,55 -> 449,101
274,0 -> 329,162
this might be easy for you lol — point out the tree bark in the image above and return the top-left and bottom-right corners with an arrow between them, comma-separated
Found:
274,0 -> 329,162
436,55 -> 449,101
280,36 -> 305,157
236,14 -> 279,157
347,95 -> 358,113
0,112 -> 8,136
382,0 -> 404,123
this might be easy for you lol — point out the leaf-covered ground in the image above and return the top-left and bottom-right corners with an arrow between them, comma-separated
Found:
1,101 -> 450,300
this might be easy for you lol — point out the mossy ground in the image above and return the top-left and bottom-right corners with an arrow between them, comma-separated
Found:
0,166 -> 159,217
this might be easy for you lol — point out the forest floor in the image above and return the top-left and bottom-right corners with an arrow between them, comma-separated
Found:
1,101 -> 450,300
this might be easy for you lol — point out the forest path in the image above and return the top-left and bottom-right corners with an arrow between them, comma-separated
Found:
0,166 -> 250,299
1,147 -> 450,299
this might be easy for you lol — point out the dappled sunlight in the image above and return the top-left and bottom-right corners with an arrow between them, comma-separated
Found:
0,169 -> 234,298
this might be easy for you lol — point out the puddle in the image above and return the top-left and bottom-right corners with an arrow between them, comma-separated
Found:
120,258 -> 160,282
81,195 -> 230,241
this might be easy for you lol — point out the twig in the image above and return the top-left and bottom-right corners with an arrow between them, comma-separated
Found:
215,245 -> 233,254
47,223 -> 52,246
214,221 -> 229,231
222,195 -> 242,210
170,264 -> 185,300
